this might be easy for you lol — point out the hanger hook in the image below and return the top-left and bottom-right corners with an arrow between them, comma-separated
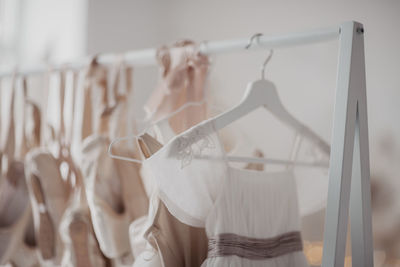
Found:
245,33 -> 263,49
261,49 -> 273,80
245,33 -> 273,79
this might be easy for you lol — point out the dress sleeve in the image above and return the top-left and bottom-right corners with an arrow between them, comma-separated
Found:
143,122 -> 227,227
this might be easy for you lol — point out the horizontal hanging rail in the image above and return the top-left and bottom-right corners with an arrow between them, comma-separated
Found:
0,25 -> 340,78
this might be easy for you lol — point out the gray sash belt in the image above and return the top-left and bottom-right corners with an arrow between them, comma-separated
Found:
208,231 -> 303,260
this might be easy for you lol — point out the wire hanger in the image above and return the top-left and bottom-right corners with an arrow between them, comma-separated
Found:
141,40 -> 222,126
108,41 -> 224,164
109,34 -> 330,167
108,95 -> 226,164
178,33 -> 331,166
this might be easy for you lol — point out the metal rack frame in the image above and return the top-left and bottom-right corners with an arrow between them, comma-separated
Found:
0,21 -> 373,267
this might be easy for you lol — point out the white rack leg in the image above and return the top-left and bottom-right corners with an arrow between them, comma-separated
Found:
356,79 -> 374,266
350,104 -> 374,267
349,23 -> 374,265
322,21 -> 373,267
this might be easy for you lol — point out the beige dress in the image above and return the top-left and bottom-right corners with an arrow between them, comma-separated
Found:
133,133 -> 208,267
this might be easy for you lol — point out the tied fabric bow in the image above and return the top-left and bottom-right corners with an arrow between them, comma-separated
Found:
158,40 -> 209,95
145,40 -> 210,134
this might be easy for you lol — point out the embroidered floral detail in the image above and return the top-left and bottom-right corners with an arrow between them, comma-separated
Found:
175,127 -> 215,168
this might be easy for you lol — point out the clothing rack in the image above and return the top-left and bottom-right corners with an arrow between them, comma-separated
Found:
0,21 -> 373,267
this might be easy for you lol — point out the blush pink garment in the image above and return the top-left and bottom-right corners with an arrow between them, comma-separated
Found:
81,61 -> 148,261
134,134 -> 209,267
145,40 -> 210,135
0,76 -> 40,266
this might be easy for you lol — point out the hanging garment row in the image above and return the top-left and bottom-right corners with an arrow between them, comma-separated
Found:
0,39 -> 331,267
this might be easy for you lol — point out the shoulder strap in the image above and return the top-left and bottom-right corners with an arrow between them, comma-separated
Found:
60,72 -> 66,139
58,69 -> 78,161
121,65 -> 135,136
20,78 -> 29,157
68,71 -> 78,144
58,70 -> 67,144
26,97 -> 41,149
57,70 -> 84,189
110,60 -> 134,139
97,64 -> 111,136
43,68 -> 55,147
82,57 -> 111,139
0,78 -> 2,172
137,133 -> 163,159
20,77 -> 41,157
81,59 -> 96,140
3,74 -> 17,162
287,132 -> 303,171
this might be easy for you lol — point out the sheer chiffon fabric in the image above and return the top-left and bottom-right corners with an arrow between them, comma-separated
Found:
291,139 -> 329,217
142,122 -> 226,228
143,120 -> 309,266
201,167 -> 308,266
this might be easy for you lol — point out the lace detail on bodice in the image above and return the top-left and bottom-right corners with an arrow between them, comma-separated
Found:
174,126 -> 215,168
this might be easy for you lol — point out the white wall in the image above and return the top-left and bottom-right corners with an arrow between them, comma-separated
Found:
87,0 -> 400,256
19,0 -> 87,64
86,1 -> 174,119
87,0 -> 400,184
0,0 -> 88,155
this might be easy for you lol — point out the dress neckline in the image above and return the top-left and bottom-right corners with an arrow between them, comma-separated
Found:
142,117 -> 215,164
144,117 -> 294,179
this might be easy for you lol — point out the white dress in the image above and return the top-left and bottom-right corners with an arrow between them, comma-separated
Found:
143,119 -> 309,266
148,117 -> 330,219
